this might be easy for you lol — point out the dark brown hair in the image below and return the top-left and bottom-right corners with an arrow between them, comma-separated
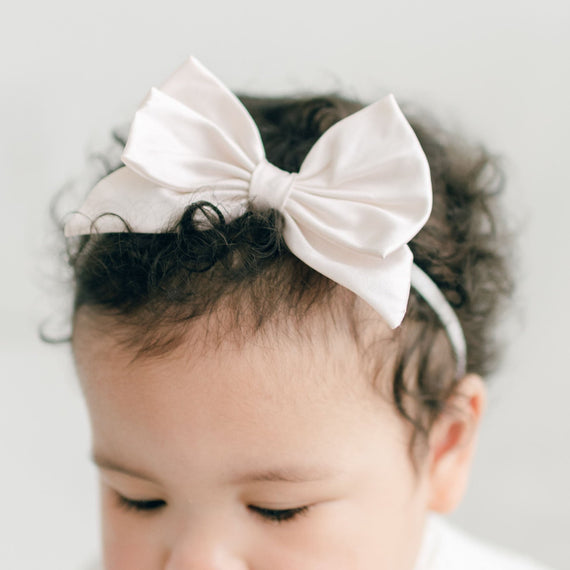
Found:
61,93 -> 514,459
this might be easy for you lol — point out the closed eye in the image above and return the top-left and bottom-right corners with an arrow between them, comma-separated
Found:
115,493 -> 166,513
248,505 -> 310,523
114,492 -> 310,524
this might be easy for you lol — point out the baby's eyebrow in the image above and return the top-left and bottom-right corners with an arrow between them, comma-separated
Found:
92,451 -> 339,485
91,452 -> 159,483
228,465 -> 340,484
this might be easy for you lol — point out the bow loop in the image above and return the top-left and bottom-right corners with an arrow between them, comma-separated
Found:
291,95 -> 432,259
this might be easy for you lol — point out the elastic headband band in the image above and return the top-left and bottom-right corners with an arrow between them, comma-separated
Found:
411,265 -> 467,379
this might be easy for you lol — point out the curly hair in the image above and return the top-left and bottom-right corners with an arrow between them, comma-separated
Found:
60,93 -> 515,461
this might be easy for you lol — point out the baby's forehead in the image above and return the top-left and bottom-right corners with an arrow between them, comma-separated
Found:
78,320 -> 400,461
74,295 -> 410,481
84,315 -> 410,494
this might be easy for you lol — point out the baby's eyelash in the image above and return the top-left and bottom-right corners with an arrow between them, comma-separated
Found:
115,493 -> 166,514
114,492 -> 310,524
248,505 -> 310,524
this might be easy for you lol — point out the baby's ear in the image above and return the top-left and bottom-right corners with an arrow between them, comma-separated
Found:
426,374 -> 486,514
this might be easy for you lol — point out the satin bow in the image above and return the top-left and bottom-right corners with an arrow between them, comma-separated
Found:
64,56 -> 433,328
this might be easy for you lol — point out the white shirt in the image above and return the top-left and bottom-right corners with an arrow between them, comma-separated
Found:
414,514 -> 552,570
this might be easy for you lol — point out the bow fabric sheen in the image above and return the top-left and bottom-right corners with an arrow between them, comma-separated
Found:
65,56 -> 433,329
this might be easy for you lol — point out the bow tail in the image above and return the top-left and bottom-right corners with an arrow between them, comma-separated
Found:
282,215 -> 413,328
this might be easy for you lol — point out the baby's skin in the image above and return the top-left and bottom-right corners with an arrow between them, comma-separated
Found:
73,304 -> 485,570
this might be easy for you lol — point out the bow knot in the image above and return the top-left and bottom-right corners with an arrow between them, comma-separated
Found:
250,160 -> 297,211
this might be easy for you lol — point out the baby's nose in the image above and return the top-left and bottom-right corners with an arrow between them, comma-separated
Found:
163,517 -> 248,570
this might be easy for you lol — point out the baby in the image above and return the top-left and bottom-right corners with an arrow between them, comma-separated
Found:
61,57 -> 550,569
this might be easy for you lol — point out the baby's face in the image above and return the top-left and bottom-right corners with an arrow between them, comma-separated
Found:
73,312 -> 432,570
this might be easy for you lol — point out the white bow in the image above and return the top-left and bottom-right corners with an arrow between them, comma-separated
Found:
64,56 -> 433,329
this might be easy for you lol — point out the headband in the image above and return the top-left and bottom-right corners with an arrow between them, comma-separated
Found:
64,56 -> 467,378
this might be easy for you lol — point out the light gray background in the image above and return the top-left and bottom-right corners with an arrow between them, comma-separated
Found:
1,1 -> 569,568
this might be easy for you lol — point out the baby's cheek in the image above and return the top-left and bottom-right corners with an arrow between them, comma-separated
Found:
288,479 -> 427,570
100,487 -> 162,570
252,500 -> 403,570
